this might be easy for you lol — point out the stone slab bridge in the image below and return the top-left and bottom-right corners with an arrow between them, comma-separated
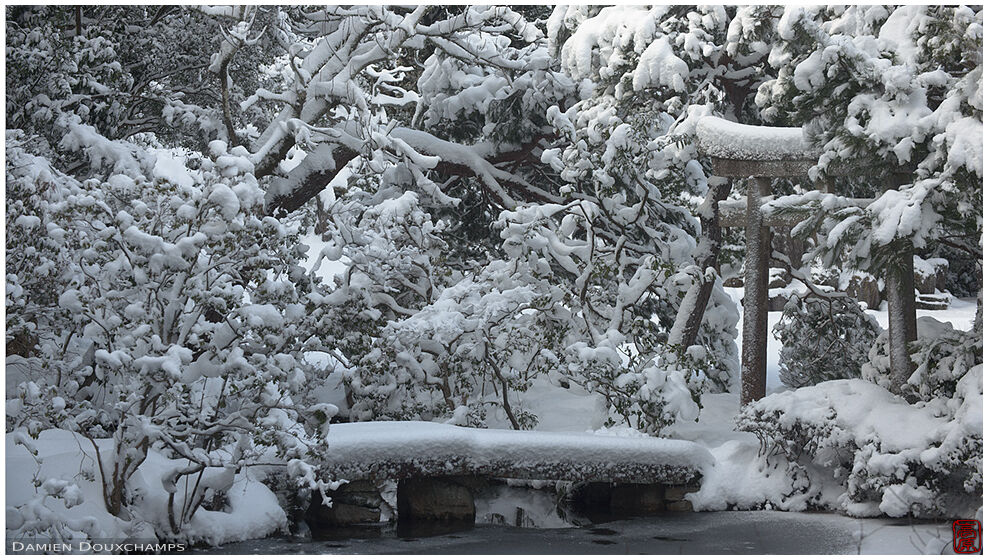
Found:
696,116 -> 918,407
308,421 -> 713,528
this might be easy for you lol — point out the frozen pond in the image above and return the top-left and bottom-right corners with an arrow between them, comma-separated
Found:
199,511 -> 955,555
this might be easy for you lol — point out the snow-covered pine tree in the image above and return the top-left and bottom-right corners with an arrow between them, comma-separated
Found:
757,6 -> 982,381
773,294 -> 881,388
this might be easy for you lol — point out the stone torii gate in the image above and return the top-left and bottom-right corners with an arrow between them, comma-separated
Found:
696,116 -> 917,407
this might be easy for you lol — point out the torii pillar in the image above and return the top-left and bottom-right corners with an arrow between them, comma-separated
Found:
740,176 -> 772,406
694,117 -> 922,409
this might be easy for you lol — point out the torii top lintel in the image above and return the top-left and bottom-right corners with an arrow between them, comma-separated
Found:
696,116 -> 821,178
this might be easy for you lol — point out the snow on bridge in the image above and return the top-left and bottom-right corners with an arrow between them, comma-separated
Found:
321,421 -> 713,485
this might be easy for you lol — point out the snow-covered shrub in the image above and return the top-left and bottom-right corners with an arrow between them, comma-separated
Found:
773,294 -> 881,388
6,9 -> 130,153
490,201 -> 731,434
335,193 -> 718,433
334,189 -> 732,434
6,428 -> 292,547
349,262 -> 557,429
737,372 -> 982,519
741,298 -> 982,518
862,316 -> 983,399
5,137 -> 337,539
909,318 -> 983,399
5,132 -> 77,368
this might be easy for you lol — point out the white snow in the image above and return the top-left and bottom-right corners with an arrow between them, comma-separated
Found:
632,36 -> 688,92
207,184 -> 241,220
667,392 -> 804,511
151,150 -> 197,189
753,379 -> 943,451
6,430 -> 286,546
58,117 -> 153,177
696,116 -> 819,161
322,421 -> 714,478
943,116 -> 984,176
516,377 -> 608,433
877,6 -> 926,66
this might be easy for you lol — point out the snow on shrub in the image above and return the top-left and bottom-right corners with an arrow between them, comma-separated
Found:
737,370 -> 982,518
6,429 -> 289,547
773,294 -> 881,388
862,315 -> 983,399
5,138 -> 336,543
5,132 -> 78,378
349,262 -> 554,429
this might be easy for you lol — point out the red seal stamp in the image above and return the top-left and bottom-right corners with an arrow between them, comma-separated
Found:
953,519 -> 982,554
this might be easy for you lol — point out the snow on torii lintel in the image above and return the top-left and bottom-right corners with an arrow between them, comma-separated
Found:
696,116 -> 820,162
321,421 -> 713,484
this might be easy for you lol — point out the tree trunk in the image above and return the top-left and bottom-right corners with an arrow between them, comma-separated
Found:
886,246 -> 917,395
673,179 -> 731,349
740,177 -> 771,408
775,231 -> 804,284
884,173 -> 918,397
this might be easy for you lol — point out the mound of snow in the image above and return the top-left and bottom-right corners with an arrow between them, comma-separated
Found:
6,430 -> 287,546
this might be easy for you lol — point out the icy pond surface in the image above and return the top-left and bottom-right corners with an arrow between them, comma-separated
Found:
200,511 -> 954,555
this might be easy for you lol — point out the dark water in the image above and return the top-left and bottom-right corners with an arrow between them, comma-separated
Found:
198,511 -> 952,555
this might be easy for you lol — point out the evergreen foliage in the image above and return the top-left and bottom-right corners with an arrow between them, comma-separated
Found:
773,294 -> 881,388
